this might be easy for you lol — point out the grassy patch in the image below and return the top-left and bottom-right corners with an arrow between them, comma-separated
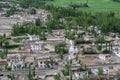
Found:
46,0 -> 120,17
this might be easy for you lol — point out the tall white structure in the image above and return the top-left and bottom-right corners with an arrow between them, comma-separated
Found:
69,46 -> 79,54
99,54 -> 112,61
68,46 -> 79,60
30,41 -> 44,51
7,54 -> 24,70
28,35 -> 40,41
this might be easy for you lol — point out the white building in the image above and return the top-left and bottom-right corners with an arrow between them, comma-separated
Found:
28,35 -> 40,41
69,46 -> 79,54
74,71 -> 88,79
68,46 -> 79,60
92,67 -> 109,75
23,40 -> 44,52
84,35 -> 96,41
25,56 -> 35,65
10,14 -> 22,19
99,54 -> 112,61
37,58 -> 51,68
30,41 -> 44,51
113,39 -> 120,47
7,54 -> 24,70
38,60 -> 46,68
0,10 -> 6,16
88,25 -> 99,33
113,49 -> 120,57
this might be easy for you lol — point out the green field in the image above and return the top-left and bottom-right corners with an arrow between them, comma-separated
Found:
47,0 -> 120,17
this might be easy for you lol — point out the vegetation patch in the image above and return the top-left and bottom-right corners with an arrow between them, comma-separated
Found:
75,39 -> 92,45
69,3 -> 88,9
113,0 -> 120,2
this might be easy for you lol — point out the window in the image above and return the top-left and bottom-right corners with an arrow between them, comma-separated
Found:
40,61 -> 42,64
109,66 -> 113,69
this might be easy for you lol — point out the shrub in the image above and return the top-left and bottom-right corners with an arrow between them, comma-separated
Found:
83,51 -> 97,54
102,50 -> 111,54
29,8 -> 36,14
97,45 -> 102,51
113,0 -> 120,2
75,39 -> 92,44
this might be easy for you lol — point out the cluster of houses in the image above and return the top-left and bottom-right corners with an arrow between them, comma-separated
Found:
0,2 -> 120,79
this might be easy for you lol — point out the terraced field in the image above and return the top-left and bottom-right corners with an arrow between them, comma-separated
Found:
47,0 -> 120,17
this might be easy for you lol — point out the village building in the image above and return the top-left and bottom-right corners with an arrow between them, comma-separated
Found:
67,39 -> 79,60
36,54 -> 58,69
99,54 -> 112,61
52,29 -> 65,37
37,57 -> 52,68
7,54 -> 24,70
84,34 -> 96,41
10,14 -> 22,19
23,40 -> 44,53
113,49 -> 120,57
87,25 -> 99,33
24,56 -> 35,66
28,35 -> 40,41
92,67 -> 109,75
74,71 -> 88,79
0,59 -> 7,69
0,10 -> 6,16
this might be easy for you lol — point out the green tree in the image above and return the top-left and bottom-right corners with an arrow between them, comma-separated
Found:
32,67 -> 36,77
7,74 -> 15,80
54,73 -> 60,80
29,8 -> 36,14
35,18 -> 41,26
98,67 -> 103,79
116,72 -> 120,80
28,65 -> 33,80
5,64 -> 11,71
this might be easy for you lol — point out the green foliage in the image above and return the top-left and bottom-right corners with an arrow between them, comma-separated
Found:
29,8 -> 36,14
55,42 -> 68,53
113,0 -> 120,2
0,3 -> 10,9
62,64 -> 70,76
74,39 -> 92,45
14,37 -> 28,43
27,65 -> 36,80
44,5 -> 120,34
95,37 -> 106,43
15,0 -> 54,8
77,65 -> 88,72
35,18 -> 41,26
83,50 -> 96,54
32,67 -> 36,77
97,45 -> 102,51
11,22 -> 47,40
46,14 -> 64,30
102,50 -> 111,54
0,49 -> 8,59
5,64 -> 11,71
70,3 -> 88,10
54,73 -> 60,80
116,72 -> 120,80
55,42 -> 68,59
45,60 -> 50,68
77,65 -> 92,75
98,67 -> 103,77
6,6 -> 16,17
0,34 -> 13,48
3,44 -> 20,49
46,0 -> 120,18
7,74 -> 15,80
82,76 -> 90,80
62,61 -> 73,76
